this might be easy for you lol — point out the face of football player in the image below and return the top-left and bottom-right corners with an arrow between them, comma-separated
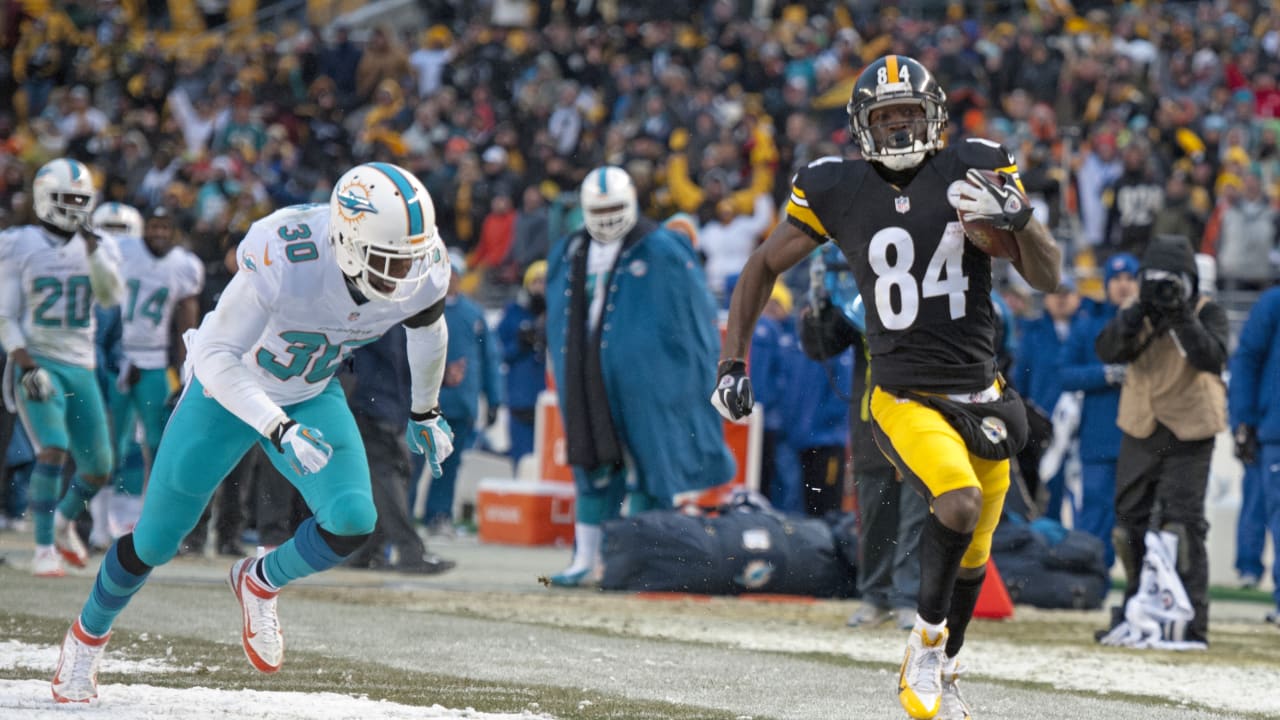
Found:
1107,272 -> 1139,307
144,216 -> 175,256
367,253 -> 415,294
867,103 -> 928,152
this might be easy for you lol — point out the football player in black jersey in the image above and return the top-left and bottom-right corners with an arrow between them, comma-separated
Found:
712,55 -> 1062,720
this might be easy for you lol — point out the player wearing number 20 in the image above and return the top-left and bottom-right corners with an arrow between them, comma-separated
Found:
51,162 -> 456,704
0,158 -> 123,579
713,56 -> 1062,720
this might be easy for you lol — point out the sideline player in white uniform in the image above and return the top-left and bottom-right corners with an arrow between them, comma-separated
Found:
51,162 -> 457,704
101,204 -> 204,536
0,157 -> 123,577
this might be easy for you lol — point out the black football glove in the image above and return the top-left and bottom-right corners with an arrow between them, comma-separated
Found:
710,359 -> 753,424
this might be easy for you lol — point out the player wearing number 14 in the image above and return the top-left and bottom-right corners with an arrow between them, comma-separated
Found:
712,56 -> 1062,720
0,157 -> 123,579
51,163 -> 456,703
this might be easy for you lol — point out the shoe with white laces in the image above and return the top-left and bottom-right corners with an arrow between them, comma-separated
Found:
938,656 -> 973,720
898,617 -> 949,719
54,513 -> 89,568
33,545 -> 65,577
228,557 -> 283,673
50,619 -> 110,703
846,603 -> 893,628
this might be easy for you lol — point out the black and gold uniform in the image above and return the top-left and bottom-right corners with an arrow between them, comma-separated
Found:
785,138 -> 1023,570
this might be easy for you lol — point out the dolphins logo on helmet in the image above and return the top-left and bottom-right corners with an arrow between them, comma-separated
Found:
33,158 -> 97,234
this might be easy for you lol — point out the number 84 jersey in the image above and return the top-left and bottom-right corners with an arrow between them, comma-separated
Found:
189,204 -> 451,408
786,139 -> 1019,394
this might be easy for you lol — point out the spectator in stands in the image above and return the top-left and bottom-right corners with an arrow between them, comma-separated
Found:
1059,253 -> 1140,569
508,185 -> 550,276
496,261 -> 548,472
700,192 -> 775,304
545,166 -> 733,587
1228,281 -> 1280,625
345,325 -> 455,575
418,253 -> 503,536
1103,140 -> 1165,260
1013,278 -> 1082,519
1216,171 -> 1277,291
1095,236 -> 1228,646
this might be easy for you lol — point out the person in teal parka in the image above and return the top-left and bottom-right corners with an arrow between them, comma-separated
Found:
545,165 -> 735,586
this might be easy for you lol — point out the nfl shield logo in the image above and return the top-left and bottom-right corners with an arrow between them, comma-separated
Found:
895,196 -> 911,214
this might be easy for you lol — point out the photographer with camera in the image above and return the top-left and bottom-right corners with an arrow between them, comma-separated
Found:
1094,236 -> 1228,647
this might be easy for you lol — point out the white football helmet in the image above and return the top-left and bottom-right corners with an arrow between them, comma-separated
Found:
580,166 -> 638,243
33,158 -> 97,234
329,162 -> 439,302
92,201 -> 143,237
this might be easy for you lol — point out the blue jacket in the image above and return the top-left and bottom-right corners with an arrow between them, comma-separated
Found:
782,344 -> 853,451
546,226 -> 735,500
1059,303 -> 1124,462
1230,286 -> 1280,444
749,315 -> 796,433
496,298 -> 547,412
1014,313 -> 1074,414
439,294 -> 503,424
347,324 -> 411,427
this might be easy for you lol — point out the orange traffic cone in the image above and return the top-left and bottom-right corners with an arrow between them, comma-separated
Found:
973,559 -> 1014,619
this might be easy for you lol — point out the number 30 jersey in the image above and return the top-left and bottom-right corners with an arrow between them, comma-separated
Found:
116,235 -> 205,369
0,225 -> 122,368
786,139 -> 1020,394
187,203 -> 451,416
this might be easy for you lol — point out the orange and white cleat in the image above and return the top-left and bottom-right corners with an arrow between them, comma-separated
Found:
51,619 -> 111,703
228,557 -> 284,673
53,513 -> 89,568
33,545 -> 66,578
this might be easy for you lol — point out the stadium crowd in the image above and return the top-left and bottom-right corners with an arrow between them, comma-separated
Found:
0,0 -> 1278,626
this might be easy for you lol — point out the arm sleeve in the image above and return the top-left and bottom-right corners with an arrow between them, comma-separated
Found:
406,316 -> 449,414
0,251 -> 25,352
1095,305 -> 1148,363
1228,293 -> 1277,427
1171,300 -> 1230,374
88,241 -> 124,307
190,271 -> 287,437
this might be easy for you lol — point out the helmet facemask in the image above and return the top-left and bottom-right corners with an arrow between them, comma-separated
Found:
580,166 -> 639,244
335,230 -> 435,302
850,94 -> 946,171
33,158 -> 98,235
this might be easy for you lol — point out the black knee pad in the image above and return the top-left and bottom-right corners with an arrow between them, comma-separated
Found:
318,526 -> 372,557
116,534 -> 153,576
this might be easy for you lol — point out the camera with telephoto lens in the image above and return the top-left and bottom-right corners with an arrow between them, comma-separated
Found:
1139,270 -> 1188,313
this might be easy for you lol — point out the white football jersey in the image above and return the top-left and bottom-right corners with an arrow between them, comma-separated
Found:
116,236 -> 205,369
188,204 -> 450,407
0,225 -> 122,368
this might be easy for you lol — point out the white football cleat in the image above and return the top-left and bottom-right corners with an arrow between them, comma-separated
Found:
898,618 -> 948,719
54,513 -> 89,568
51,619 -> 111,703
938,656 -> 974,720
33,545 -> 65,577
228,557 -> 283,673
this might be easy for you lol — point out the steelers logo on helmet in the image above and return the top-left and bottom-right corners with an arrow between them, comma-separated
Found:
334,178 -> 378,226
847,55 -> 948,171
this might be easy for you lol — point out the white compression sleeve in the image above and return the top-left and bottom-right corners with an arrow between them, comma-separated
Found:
191,272 -> 288,436
406,317 -> 449,415
87,246 -> 123,307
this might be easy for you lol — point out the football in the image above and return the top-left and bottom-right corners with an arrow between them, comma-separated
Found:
949,169 -> 1022,263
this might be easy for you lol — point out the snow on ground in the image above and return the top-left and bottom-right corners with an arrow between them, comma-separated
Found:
0,642 -> 556,720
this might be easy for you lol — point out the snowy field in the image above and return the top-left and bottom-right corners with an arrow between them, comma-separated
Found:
0,535 -> 1275,720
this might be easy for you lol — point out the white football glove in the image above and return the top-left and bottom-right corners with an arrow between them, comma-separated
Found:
947,168 -> 1032,231
20,366 -> 55,402
406,409 -> 455,479
270,419 -> 333,475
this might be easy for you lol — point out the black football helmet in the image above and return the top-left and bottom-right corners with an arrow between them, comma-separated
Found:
847,55 -> 947,170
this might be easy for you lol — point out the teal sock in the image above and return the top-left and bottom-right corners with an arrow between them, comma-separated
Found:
57,476 -> 102,521
80,535 -> 151,636
260,517 -> 343,588
29,462 -> 62,545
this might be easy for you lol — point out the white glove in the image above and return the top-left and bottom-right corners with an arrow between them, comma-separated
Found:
270,419 -> 333,475
1103,364 -> 1127,386
20,366 -> 55,402
406,410 -> 455,479
947,169 -> 1032,231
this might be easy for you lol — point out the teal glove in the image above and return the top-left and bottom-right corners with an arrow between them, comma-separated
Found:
407,408 -> 455,478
